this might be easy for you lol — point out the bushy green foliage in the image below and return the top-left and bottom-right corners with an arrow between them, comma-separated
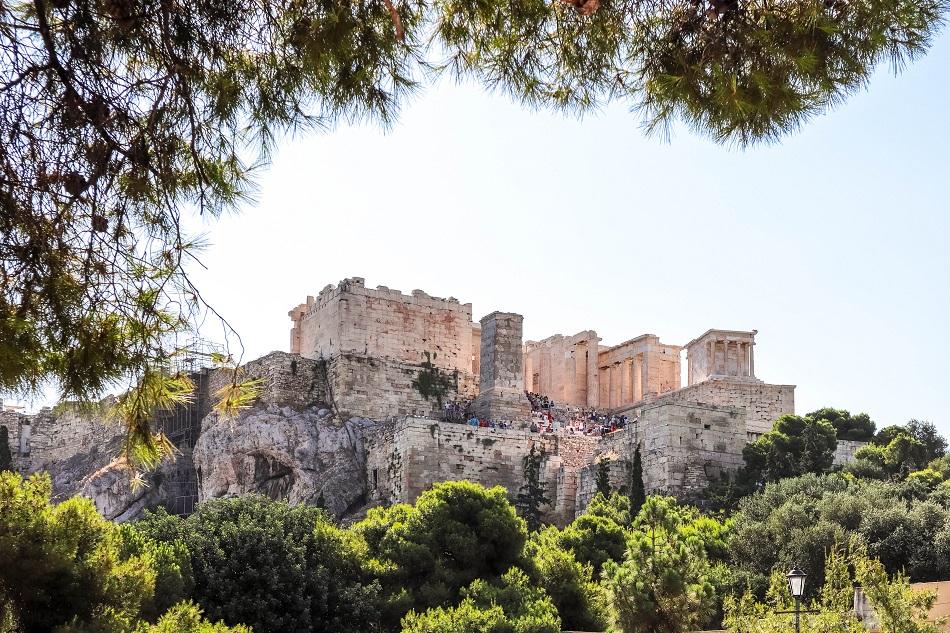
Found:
727,545 -> 939,633
604,496 -> 716,633
725,546 -> 866,633
117,525 -> 195,621
851,420 -> 949,480
743,414 -> 838,485
135,497 -> 380,633
0,472 -> 189,633
400,563 -> 560,633
354,481 -> 528,628
556,492 -> 629,574
143,602 -> 250,633
400,600 -> 508,633
463,568 -> 562,633
729,474 -> 950,599
807,407 -> 876,441
522,527 -> 609,631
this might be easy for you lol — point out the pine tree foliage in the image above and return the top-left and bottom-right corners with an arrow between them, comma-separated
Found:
517,444 -> 552,532
0,0 -> 946,421
604,496 -> 716,633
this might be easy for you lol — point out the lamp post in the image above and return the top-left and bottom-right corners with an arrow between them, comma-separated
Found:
787,568 -> 807,633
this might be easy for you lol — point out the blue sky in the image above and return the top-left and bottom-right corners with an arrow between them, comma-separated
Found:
26,29 -> 950,435
180,28 -> 950,436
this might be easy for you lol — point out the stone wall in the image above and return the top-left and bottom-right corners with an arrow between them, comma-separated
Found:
619,376 -> 794,436
575,402 -> 746,514
365,418 -> 600,525
208,351 -> 330,412
834,439 -> 869,466
289,277 -> 477,378
328,353 -> 473,420
0,409 -> 28,471
21,404 -> 127,501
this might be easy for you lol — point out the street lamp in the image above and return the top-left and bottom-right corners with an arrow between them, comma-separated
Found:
787,568 -> 807,633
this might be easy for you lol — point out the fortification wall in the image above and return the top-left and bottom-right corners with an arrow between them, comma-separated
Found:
290,277 -> 476,377
0,409 -> 28,471
575,402 -> 746,513
329,354 -> 474,420
621,376 -> 794,436
365,418 -> 600,524
207,351 -> 330,413
207,351 -> 475,422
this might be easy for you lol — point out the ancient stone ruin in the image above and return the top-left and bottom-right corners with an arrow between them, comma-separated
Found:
1,276 -> 864,524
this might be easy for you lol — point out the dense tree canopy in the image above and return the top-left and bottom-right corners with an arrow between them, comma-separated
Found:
0,0 -> 947,435
0,472 -> 232,633
742,414 -> 838,486
135,496 -> 380,633
605,496 -> 717,633
847,419 -> 948,480
807,407 -> 876,441
354,481 -> 528,627
728,473 -> 950,599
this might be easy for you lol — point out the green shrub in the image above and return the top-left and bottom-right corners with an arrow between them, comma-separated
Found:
135,496 -> 380,633
0,472 -> 188,633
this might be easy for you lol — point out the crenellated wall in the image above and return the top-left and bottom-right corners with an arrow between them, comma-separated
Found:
289,277 -> 477,379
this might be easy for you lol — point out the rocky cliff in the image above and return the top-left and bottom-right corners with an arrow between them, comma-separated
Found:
193,405 -> 375,518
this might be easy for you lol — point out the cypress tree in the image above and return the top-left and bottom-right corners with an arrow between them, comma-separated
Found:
596,457 -> 612,497
629,445 -> 646,515
516,445 -> 551,532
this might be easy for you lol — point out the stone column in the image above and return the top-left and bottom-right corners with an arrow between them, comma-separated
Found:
473,312 -> 531,421
634,355 -> 643,402
749,342 -> 755,378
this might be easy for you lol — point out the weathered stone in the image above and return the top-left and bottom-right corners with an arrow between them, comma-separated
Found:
473,312 -> 531,421
193,404 -> 374,518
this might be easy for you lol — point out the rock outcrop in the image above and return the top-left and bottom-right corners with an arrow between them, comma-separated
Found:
193,404 -> 376,518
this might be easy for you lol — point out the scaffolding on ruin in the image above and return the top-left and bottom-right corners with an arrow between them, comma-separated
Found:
153,337 -> 224,516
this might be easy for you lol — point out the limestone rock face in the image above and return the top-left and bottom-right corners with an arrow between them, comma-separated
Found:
193,405 -> 374,518
79,460 -> 166,522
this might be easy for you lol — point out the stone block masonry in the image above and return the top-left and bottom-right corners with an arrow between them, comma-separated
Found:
834,439 -> 869,466
474,312 -> 531,421
618,376 -> 794,436
365,417 -> 601,525
575,401 -> 746,514
289,277 -> 479,380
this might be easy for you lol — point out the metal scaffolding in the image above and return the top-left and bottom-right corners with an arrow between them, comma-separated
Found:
153,338 -> 223,516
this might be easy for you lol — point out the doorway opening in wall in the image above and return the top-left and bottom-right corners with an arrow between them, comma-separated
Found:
372,468 -> 378,489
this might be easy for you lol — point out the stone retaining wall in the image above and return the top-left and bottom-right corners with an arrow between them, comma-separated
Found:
621,376 -> 794,436
365,418 -> 600,524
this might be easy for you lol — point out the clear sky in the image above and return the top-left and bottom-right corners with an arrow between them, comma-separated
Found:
121,31 -> 950,436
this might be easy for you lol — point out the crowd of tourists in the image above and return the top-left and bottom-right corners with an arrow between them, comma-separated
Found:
436,392 -> 633,436
527,390 -> 632,436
